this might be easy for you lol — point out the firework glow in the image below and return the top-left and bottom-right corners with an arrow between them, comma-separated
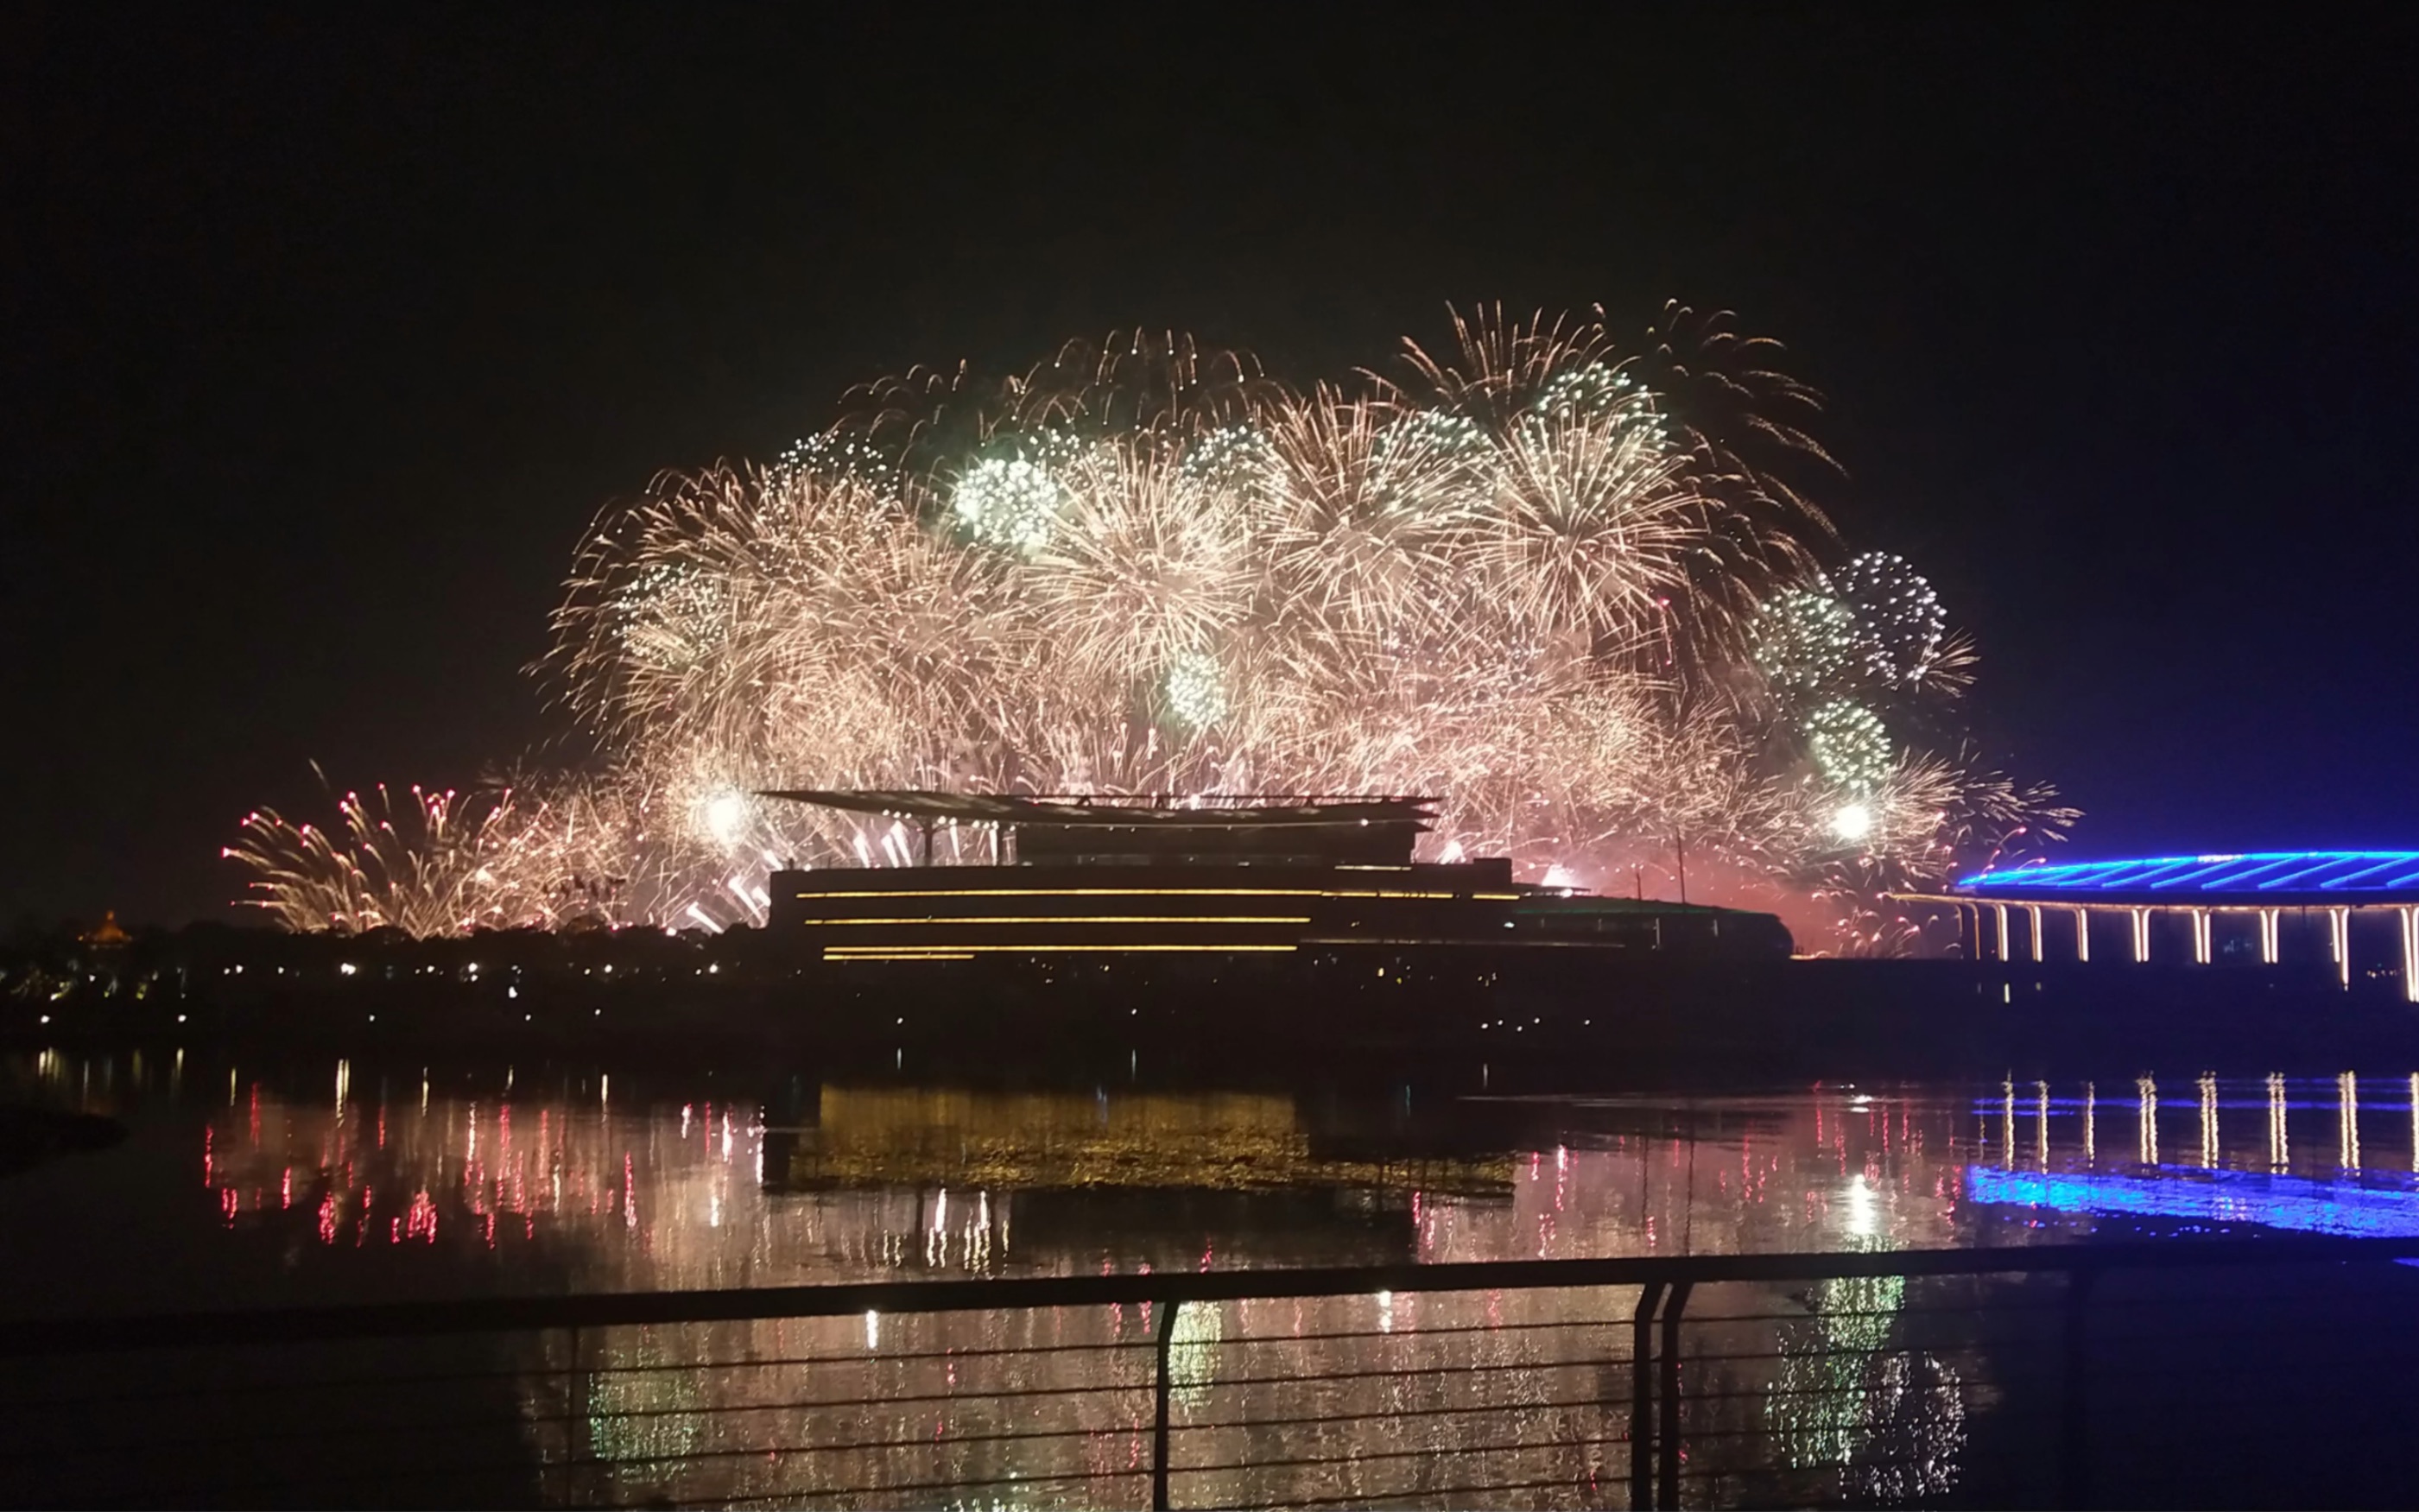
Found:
229,306 -> 2071,950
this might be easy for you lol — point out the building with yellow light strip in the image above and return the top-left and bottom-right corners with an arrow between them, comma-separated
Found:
762,791 -> 1791,963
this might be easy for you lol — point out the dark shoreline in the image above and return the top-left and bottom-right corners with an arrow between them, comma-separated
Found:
12,950 -> 2417,1086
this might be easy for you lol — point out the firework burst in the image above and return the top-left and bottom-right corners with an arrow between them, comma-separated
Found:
225,771 -> 634,935
231,307 -> 2069,947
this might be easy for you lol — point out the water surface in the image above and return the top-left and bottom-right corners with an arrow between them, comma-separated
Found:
9,1050 -> 2419,1507
9,1051 -> 2419,1313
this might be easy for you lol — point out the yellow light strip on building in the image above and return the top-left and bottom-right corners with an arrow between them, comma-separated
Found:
795,914 -> 1313,927
795,887 -> 1518,902
827,952 -> 974,962
1303,936 -> 1632,947
824,943 -> 1300,956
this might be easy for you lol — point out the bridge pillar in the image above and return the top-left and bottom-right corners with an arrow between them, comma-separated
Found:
2403,908 -> 2419,1004
2258,908 -> 2280,965
2131,907 -> 2150,963
2074,906 -> 2090,963
1993,904 -> 2010,963
2330,906 -> 2352,990
2190,908 -> 2213,965
2024,904 -> 2044,963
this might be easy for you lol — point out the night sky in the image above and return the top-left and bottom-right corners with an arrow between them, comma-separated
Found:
5,10 -> 2415,925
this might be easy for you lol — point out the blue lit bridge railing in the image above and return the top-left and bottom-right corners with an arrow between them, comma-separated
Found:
4,1237 -> 2419,1508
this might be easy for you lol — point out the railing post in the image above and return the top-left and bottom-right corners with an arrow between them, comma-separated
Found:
2061,1266 -> 2096,1509
1631,1280 -> 1666,1509
1659,1281 -> 1692,1511
566,1325 -> 592,1504
1153,1299 -> 1182,1511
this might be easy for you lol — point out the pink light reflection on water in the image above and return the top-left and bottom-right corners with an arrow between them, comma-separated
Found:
30,1054 -> 2404,1507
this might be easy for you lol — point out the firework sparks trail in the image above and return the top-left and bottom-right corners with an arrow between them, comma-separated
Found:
224,770 -> 636,936
230,310 -> 2072,947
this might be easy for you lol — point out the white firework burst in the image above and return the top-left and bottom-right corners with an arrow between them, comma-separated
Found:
236,308 -> 2069,945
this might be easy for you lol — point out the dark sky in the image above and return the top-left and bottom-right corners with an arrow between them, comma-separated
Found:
5,9 -> 2416,925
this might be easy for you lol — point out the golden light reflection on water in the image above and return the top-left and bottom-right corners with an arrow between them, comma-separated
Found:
14,1054 -> 2419,1507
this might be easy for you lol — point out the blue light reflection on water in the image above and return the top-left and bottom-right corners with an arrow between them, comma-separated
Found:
1966,1165 -> 2419,1239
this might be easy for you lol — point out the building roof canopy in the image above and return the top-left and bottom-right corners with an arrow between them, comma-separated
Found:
758,790 -> 1437,831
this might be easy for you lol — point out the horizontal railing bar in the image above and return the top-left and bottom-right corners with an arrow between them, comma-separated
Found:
1709,1320 -> 2419,1362
1674,1337 -> 2055,1369
14,1236 -> 2415,1356
2,1389 -> 1651,1468
1686,1438 -> 2072,1467
2088,1315 -> 2419,1343
534,1421 -> 1149,1472
574,1336 -> 1153,1366
8,1354 -> 1650,1414
1676,1451 -> 2058,1484
2092,1353 -> 2419,1379
28,1452 -> 601,1507
1681,1406 -> 2066,1439
1174,1432 -> 1633,1477
1171,1393 -> 1632,1433
672,1471 -> 1142,1509
568,1342 -> 1150,1376
1683,1300 -> 2069,1323
1195,1469 -> 1621,1509
605,1464 -> 1145,1504
1679,1449 -> 2020,1477
0,1353 -> 1160,1420
568,1336 -> 1153,1368
754,1427 -> 1160,1463
0,1369 -> 568,1414
1,1410 -> 578,1463
592,1376 -> 1148,1413
2009,1412 -> 2419,1446
1152,1355 -> 1627,1390
48,1450 -> 1148,1508
0,1396 -> 1156,1467
1687,1379 -> 2064,1408
1212,1316 -> 1639,1345
0,1303 -> 2083,1416
547,1393 -> 1147,1432
563,1377 -> 1687,1436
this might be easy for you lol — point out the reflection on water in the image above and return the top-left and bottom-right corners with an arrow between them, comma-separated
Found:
9,1051 -> 2419,1505
1762,1244 -> 1968,1503
0,1053 -> 2079,1306
1962,1070 -> 2419,1237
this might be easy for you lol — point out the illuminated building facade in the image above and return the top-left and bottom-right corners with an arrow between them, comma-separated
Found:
1922,851 -> 2419,1000
762,791 -> 1790,964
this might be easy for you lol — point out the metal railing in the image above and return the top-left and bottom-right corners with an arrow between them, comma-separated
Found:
6,1236 -> 2419,1508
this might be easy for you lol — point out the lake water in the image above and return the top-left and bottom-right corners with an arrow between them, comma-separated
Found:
8,1047 -> 2419,1505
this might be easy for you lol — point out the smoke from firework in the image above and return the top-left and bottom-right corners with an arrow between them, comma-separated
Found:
229,306 -> 2071,948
